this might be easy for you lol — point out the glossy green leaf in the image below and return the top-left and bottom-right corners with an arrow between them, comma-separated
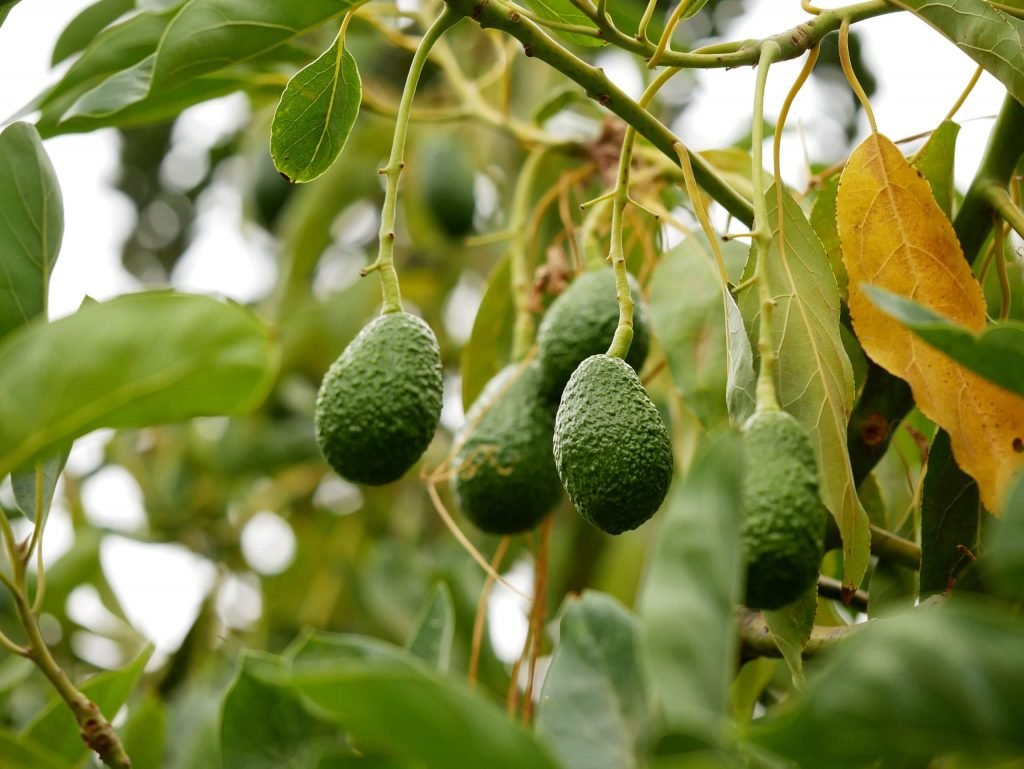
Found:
536,591 -> 649,769
751,601 -> 1024,766
150,0 -> 357,93
287,654 -> 561,769
763,586 -> 817,689
638,430 -> 743,738
51,0 -> 135,65
11,448 -> 69,523
271,32 -> 361,183
913,120 -> 960,217
519,0 -> 604,47
984,472 -> 1024,601
739,186 -> 869,592
0,292 -> 280,479
866,286 -> 1024,398
730,659 -> 775,725
120,693 -> 167,769
461,253 -> 514,411
22,646 -> 153,763
405,582 -> 455,673
920,429 -> 980,595
37,6 -> 175,114
0,122 -> 63,340
896,0 -> 1024,105
648,236 -> 748,427
222,652 -> 349,769
0,730 -> 74,769
62,54 -> 156,120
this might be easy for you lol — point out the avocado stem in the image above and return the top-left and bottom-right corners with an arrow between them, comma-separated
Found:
750,42 -> 782,413
510,147 -> 551,361
606,66 -> 681,360
370,5 -> 463,314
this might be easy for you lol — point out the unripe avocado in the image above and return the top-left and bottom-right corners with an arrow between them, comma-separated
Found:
419,136 -> 476,238
451,362 -> 563,534
536,268 -> 650,401
314,311 -> 443,485
740,409 -> 827,610
554,354 -> 673,534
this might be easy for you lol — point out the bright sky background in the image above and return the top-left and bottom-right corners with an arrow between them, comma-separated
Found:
0,0 -> 1011,665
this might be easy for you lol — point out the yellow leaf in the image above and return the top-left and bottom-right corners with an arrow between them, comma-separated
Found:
837,133 -> 1024,513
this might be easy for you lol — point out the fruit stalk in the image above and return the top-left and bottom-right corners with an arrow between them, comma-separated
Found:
606,65 -> 679,360
365,5 -> 463,314
750,42 -> 782,413
510,147 -> 550,361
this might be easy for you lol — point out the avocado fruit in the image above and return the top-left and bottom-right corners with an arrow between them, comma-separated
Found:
740,409 -> 827,610
314,311 -> 443,485
554,354 -> 673,534
451,362 -> 563,534
419,136 -> 476,238
535,268 -> 650,402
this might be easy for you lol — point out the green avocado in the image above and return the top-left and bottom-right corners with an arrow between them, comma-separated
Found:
740,409 -> 827,610
554,354 -> 673,534
451,362 -> 563,534
314,311 -> 443,485
419,136 -> 476,238
535,268 -> 650,402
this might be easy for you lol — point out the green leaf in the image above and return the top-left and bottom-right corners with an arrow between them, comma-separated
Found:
0,0 -> 20,28
536,591 -> 649,769
638,430 -> 743,739
11,448 -> 70,523
0,292 -> 280,479
896,0 -> 1024,105
724,290 -> 756,426
920,429 -> 980,595
271,31 -> 361,183
51,0 -> 135,65
287,653 -> 561,769
913,120 -> 960,218
751,601 -> 1024,766
865,286 -> 1024,398
983,472 -> 1024,601
808,174 -> 844,297
0,122 -> 63,340
730,659 -> 775,726
739,186 -> 870,592
120,693 -> 167,769
62,54 -> 156,120
648,235 -> 748,427
150,0 -> 358,93
763,586 -> 817,689
405,581 -> 455,673
867,559 -> 917,619
22,646 -> 153,763
0,730 -> 74,769
519,0 -> 604,47
222,652 -> 349,769
36,6 -> 176,114
460,253 -> 514,411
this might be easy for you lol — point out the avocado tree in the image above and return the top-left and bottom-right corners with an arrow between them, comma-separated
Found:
1,0 -> 1023,767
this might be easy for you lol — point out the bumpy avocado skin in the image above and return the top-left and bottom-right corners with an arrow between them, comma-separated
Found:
314,312 -> 443,485
536,269 -> 650,402
740,410 -> 827,610
554,354 -> 673,534
451,363 -> 563,534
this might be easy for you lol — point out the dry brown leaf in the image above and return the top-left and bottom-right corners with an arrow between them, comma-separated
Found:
837,133 -> 1024,514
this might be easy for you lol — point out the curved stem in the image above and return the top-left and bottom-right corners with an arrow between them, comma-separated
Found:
441,0 -> 755,225
751,42 -> 782,413
839,18 -> 877,133
509,147 -> 551,361
606,66 -> 679,360
738,608 -> 859,660
367,5 -> 463,314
